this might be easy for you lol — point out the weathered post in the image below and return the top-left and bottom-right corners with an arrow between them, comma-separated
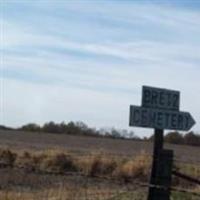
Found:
155,149 -> 173,199
148,148 -> 173,199
129,86 -> 195,200
147,129 -> 164,199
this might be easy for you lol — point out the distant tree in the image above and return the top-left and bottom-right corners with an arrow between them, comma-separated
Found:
128,131 -> 139,140
42,121 -> 61,133
103,131 -> 111,138
66,121 -> 81,135
128,131 -> 135,139
148,134 -> 154,141
0,125 -> 13,130
20,123 -> 40,132
143,136 -> 148,141
99,128 -> 109,136
59,121 -> 68,133
111,128 -> 121,138
165,132 -> 184,144
75,121 -> 88,131
11,120 -> 153,142
184,131 -> 200,146
120,129 -> 128,138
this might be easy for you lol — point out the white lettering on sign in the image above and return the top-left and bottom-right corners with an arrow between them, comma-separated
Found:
129,106 -> 195,131
142,86 -> 180,111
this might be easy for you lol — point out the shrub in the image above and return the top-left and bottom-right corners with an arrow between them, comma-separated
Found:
16,151 -> 40,171
0,149 -> 16,167
39,153 -> 77,173
77,155 -> 117,177
113,153 -> 151,181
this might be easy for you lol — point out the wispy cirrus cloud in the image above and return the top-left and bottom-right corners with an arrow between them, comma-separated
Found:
1,0 -> 200,135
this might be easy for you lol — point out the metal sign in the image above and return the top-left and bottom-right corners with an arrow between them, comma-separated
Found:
142,86 -> 180,111
129,106 -> 195,131
130,86 -> 195,131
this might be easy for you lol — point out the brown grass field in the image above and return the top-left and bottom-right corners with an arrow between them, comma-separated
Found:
0,130 -> 199,200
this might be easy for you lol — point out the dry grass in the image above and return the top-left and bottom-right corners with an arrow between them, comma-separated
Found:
173,162 -> 200,189
113,152 -> 151,181
77,154 -> 118,177
1,147 -> 199,183
0,147 -> 199,199
0,129 -> 199,199
176,163 -> 200,179
0,148 -> 151,181
0,186 -> 119,200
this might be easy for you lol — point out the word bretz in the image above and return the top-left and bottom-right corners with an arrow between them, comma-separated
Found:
142,86 -> 180,111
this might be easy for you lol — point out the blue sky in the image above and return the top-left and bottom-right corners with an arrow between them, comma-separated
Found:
1,0 -> 200,136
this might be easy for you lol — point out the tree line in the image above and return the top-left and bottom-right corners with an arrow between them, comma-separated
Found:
164,131 -> 200,146
17,121 -> 137,140
0,122 -> 199,146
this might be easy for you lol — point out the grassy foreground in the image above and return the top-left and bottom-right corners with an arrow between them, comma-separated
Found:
0,148 -> 199,200
0,148 -> 151,180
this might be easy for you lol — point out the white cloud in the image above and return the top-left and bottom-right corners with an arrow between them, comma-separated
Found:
1,1 -> 200,135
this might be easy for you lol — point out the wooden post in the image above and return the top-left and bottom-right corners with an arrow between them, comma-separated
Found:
147,129 -> 164,200
147,129 -> 173,200
150,129 -> 164,183
154,149 -> 173,200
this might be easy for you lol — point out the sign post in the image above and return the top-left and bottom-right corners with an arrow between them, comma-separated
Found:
148,129 -> 164,199
149,149 -> 174,200
129,86 -> 195,200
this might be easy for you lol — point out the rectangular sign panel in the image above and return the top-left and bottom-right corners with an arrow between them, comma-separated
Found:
129,106 -> 195,131
142,86 -> 180,111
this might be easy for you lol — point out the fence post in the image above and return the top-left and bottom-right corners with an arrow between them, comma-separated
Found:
154,149 -> 173,200
147,129 -> 173,200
